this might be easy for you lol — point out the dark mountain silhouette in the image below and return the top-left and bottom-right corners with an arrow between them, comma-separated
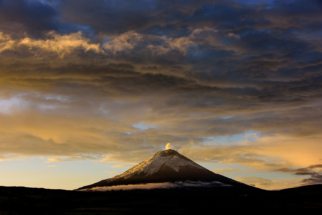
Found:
77,149 -> 257,190
2,184 -> 322,214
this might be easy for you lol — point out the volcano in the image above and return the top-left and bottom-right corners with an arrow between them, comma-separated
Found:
78,149 -> 256,190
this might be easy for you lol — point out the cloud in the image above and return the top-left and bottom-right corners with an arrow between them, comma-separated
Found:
0,31 -> 101,57
234,176 -> 304,190
0,0 -> 321,188
112,164 -> 132,168
0,32 -> 15,52
59,0 -> 221,35
212,168 -> 239,174
276,164 -> 322,186
100,27 -> 223,56
79,181 -> 232,191
302,173 -> 322,185
227,32 -> 240,39
0,0 -> 60,35
45,156 -> 97,163
275,164 -> 322,175
104,170 -> 120,174
20,31 -> 101,56
0,0 -> 95,37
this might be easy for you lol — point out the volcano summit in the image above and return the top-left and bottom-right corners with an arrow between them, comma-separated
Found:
78,149 -> 255,191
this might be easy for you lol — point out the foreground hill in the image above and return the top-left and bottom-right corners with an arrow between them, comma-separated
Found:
0,185 -> 321,214
78,149 -> 256,191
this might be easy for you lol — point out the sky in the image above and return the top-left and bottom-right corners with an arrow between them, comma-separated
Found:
0,0 -> 322,190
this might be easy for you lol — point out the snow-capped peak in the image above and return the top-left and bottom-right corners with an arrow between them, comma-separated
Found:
114,149 -> 206,179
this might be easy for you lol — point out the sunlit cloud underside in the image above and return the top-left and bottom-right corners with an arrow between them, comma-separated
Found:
0,0 -> 322,190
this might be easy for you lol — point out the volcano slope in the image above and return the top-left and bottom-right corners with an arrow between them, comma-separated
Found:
78,149 -> 257,191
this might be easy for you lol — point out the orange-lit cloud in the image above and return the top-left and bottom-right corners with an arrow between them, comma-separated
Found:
112,165 -> 132,168
0,31 -> 101,57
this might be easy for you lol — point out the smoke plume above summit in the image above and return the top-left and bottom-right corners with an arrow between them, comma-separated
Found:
166,143 -> 172,150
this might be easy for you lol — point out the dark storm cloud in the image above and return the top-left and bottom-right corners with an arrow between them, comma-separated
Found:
0,0 -> 94,37
57,0 -> 322,37
0,0 -> 59,35
0,0 -> 322,173
60,0 -> 220,35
